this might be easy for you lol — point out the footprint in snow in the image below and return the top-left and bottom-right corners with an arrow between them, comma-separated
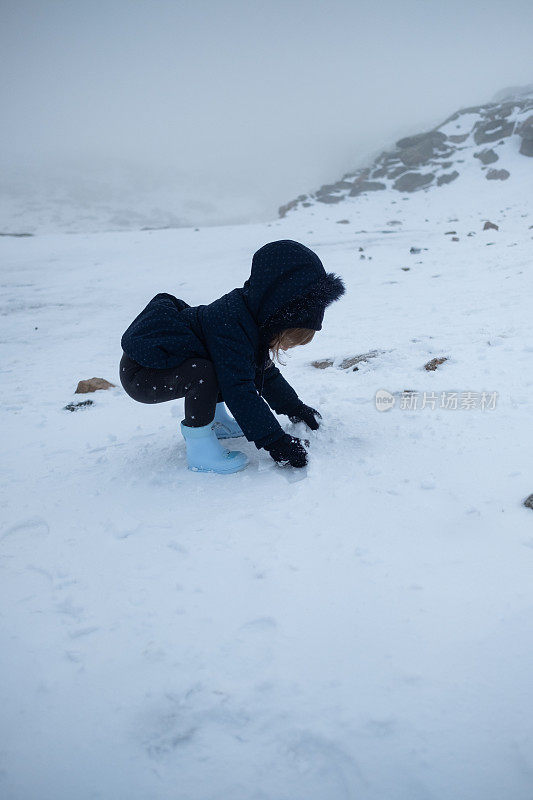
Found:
241,616 -> 277,632
67,626 -> 100,639
1,516 -> 49,541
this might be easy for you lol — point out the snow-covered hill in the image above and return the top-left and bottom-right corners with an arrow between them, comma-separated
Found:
1,90 -> 533,800
279,86 -> 533,217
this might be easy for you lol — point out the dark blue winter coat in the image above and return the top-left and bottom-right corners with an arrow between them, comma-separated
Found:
121,239 -> 345,448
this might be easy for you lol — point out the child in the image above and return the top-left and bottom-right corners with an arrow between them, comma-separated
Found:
119,239 -> 345,473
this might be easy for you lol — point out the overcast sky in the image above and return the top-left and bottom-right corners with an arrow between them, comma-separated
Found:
2,0 -> 532,225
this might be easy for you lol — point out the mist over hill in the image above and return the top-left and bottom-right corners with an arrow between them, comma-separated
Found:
1,84 -> 532,237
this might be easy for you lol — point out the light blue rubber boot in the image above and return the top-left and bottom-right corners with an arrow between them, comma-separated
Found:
180,420 -> 249,474
212,402 -> 244,439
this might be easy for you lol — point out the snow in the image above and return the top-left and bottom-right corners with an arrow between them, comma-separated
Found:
1,163 -> 533,799
438,111 -> 481,137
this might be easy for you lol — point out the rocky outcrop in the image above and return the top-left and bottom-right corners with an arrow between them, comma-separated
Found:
523,494 -> 533,510
396,131 -> 448,167
486,169 -> 510,181
278,87 -> 533,217
279,194 -> 309,218
518,115 -> 533,157
424,357 -> 448,371
393,172 -> 435,192
474,148 -> 499,165
437,171 -> 459,186
349,180 -> 386,196
473,118 -> 515,145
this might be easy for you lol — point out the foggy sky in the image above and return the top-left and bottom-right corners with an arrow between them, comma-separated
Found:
2,0 -> 533,225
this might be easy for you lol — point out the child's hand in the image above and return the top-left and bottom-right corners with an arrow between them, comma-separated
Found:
265,434 -> 310,468
288,403 -> 322,431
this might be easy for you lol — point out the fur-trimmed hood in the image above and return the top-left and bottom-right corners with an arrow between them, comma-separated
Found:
242,240 -> 346,340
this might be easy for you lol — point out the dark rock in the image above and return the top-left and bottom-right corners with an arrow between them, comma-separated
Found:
424,357 -> 448,371
448,134 -> 469,143
437,171 -> 459,186
394,172 -> 435,192
445,231 -> 457,235
316,194 -> 344,204
451,237 -> 460,242
316,182 -> 350,198
396,131 -> 447,150
473,119 -> 515,145
279,194 -> 307,218
486,169 -> 510,181
399,139 -> 435,166
75,378 -> 116,394
64,400 -> 94,412
474,148 -> 499,165
488,101 -> 516,118
349,180 -> 386,197
401,267 -> 410,271
524,494 -> 533,510
393,132 -> 448,168
483,221 -> 499,231
518,115 -> 533,156
336,219 -> 350,224
518,115 -> 533,139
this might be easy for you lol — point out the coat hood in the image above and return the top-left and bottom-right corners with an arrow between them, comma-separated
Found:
242,240 -> 345,337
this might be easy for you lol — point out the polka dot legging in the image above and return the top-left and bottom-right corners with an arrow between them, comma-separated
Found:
119,352 -> 223,427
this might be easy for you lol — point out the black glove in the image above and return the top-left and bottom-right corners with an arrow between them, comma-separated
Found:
265,433 -> 310,468
288,402 -> 322,431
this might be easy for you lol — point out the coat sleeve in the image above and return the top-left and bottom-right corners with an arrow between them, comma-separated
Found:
204,329 -> 285,449
259,360 -> 301,416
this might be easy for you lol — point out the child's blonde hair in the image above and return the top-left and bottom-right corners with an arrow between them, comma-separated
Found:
269,328 -> 315,364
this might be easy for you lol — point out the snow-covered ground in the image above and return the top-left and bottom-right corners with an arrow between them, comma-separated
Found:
1,163 -> 533,799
